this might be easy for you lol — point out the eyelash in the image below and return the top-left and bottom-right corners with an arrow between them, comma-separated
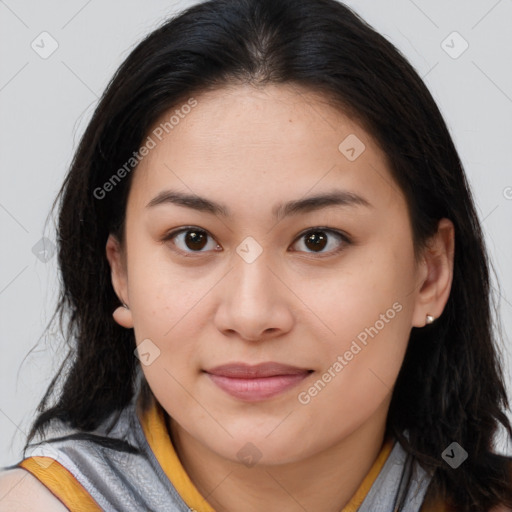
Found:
161,226 -> 351,258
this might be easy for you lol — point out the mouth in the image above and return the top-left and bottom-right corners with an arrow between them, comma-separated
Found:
203,362 -> 314,402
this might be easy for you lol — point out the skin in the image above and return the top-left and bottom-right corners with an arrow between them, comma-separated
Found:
106,83 -> 455,512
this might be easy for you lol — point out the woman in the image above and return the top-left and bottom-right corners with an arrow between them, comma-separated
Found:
1,0 -> 511,510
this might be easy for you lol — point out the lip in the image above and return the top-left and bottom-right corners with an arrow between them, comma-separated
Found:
204,362 -> 313,402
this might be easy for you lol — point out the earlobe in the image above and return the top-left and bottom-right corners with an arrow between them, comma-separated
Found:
412,218 -> 455,328
106,234 -> 134,329
112,304 -> 134,329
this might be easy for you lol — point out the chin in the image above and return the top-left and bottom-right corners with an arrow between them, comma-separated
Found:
207,432 -> 312,467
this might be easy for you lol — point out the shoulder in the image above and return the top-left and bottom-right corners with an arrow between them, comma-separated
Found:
0,468 -> 69,511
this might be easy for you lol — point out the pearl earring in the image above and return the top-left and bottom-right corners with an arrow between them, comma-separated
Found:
425,314 -> 435,325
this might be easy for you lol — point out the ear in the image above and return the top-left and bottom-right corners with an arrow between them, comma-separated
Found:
411,218 -> 455,328
105,234 -> 134,329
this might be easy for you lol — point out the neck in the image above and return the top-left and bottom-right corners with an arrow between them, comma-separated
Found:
167,400 -> 391,512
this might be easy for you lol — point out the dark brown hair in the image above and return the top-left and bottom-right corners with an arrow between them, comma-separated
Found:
20,0 -> 512,509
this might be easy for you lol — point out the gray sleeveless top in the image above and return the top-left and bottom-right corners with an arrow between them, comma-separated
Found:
11,376 -> 433,511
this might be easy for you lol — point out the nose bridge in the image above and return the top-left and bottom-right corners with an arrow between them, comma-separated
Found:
214,235 -> 294,340
232,234 -> 278,303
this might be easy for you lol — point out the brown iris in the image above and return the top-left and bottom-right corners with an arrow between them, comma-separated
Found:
303,231 -> 328,252
184,230 -> 208,251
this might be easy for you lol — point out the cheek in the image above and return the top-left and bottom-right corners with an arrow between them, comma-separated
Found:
293,303 -> 411,449
304,247 -> 415,400
125,244 -> 207,386
126,239 -> 203,331
308,250 -> 414,341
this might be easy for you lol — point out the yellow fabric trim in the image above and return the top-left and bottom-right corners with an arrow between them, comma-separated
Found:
137,394 -> 216,512
17,456 -> 102,512
139,392 -> 398,512
340,436 -> 395,512
13,399 -> 411,512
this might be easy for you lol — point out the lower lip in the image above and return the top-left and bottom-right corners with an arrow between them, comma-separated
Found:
206,373 -> 310,402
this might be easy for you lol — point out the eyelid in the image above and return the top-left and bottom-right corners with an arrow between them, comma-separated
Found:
162,226 -> 351,257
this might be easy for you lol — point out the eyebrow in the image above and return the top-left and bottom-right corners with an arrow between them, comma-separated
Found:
145,188 -> 372,220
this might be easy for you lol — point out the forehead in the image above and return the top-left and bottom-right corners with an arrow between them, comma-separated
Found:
128,83 -> 402,215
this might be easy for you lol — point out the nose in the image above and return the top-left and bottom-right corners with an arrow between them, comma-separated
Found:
213,252 -> 294,342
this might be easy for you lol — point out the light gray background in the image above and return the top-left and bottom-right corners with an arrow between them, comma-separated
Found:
1,0 -> 511,468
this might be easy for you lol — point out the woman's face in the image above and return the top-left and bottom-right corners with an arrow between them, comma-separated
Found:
107,84 -> 452,465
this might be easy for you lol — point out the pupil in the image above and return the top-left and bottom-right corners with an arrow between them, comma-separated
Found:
185,230 -> 207,250
305,231 -> 327,252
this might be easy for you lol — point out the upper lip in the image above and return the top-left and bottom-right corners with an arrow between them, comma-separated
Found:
205,362 -> 312,379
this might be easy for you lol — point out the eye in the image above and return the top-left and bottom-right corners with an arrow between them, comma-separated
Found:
162,226 -> 350,258
290,228 -> 350,256
163,227 -> 220,256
